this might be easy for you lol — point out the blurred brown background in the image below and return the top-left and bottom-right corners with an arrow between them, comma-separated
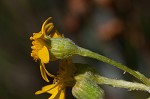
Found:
0,0 -> 150,99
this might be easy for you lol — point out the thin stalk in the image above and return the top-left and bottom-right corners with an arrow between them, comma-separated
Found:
94,74 -> 150,93
77,47 -> 150,86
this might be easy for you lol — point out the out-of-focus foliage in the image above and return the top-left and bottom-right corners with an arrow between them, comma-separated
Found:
0,0 -> 150,99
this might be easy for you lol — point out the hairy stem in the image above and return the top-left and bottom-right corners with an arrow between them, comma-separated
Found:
94,74 -> 150,93
77,47 -> 150,86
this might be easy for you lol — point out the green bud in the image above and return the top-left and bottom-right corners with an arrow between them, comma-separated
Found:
50,38 -> 78,59
72,64 -> 104,99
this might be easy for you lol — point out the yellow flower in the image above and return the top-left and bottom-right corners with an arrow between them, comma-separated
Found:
35,59 -> 76,99
35,83 -> 65,99
30,17 -> 63,82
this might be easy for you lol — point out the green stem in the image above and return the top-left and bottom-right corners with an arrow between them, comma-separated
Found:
94,74 -> 150,93
77,47 -> 150,86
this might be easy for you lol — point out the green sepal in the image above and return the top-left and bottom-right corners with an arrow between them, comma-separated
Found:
72,64 -> 104,99
50,38 -> 78,59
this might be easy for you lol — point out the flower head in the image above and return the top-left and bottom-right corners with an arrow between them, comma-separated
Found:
30,17 -> 63,82
35,59 -> 76,99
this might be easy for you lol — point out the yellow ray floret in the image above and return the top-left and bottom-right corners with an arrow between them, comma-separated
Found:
35,83 -> 65,99
38,46 -> 49,63
35,59 -> 76,99
30,17 -> 63,82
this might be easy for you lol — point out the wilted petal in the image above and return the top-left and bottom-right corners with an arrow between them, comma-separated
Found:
40,64 -> 49,82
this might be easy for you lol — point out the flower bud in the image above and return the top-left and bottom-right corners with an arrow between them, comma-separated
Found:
72,64 -> 104,99
50,37 -> 79,59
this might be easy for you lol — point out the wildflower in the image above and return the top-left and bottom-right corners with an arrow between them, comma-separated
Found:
31,17 -> 150,99
35,60 -> 104,99
35,59 -> 76,99
72,64 -> 104,99
30,17 -> 63,82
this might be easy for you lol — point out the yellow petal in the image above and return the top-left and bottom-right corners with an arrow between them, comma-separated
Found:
48,86 -> 59,99
35,84 -> 56,95
42,84 -> 57,91
42,17 -> 52,35
30,32 -> 42,40
49,88 -> 65,99
42,64 -> 55,78
45,23 -> 54,33
51,31 -> 62,38
59,89 -> 65,99
38,46 -> 49,63
40,64 -> 49,82
47,85 -> 59,94
35,90 -> 44,95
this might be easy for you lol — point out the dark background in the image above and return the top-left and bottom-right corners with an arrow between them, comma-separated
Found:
0,0 -> 150,99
